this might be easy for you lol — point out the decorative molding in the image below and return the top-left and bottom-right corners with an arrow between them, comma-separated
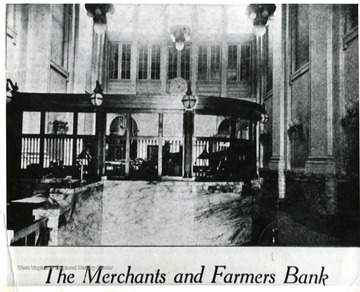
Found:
343,26 -> 358,50
290,62 -> 309,84
50,60 -> 70,80
13,93 -> 266,121
288,167 -> 306,174
6,25 -> 17,45
263,89 -> 273,101
268,156 -> 285,171
305,156 -> 336,175
287,119 -> 302,134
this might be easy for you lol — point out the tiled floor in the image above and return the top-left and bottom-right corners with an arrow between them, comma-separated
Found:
101,181 -> 252,246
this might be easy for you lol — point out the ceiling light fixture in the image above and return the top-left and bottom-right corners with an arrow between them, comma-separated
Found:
169,25 -> 191,51
85,4 -> 114,35
245,4 -> 276,37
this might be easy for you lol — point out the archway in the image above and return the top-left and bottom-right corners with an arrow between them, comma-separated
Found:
109,116 -> 138,159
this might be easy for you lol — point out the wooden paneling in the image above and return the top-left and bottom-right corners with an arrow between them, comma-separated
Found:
136,80 -> 162,94
196,81 -> 221,96
11,93 -> 266,121
226,82 -> 251,99
107,80 -> 133,94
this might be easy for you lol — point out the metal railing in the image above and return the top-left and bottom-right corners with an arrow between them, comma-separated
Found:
21,136 -> 92,169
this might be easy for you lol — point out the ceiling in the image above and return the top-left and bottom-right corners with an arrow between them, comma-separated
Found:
106,4 -> 253,36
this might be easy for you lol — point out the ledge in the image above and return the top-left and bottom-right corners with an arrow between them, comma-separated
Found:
268,157 -> 285,170
263,89 -> 273,101
50,60 -> 69,80
12,92 -> 266,121
290,63 -> 309,83
196,81 -> 221,86
137,80 -> 161,84
108,79 -> 131,83
33,181 -> 103,217
261,167 -> 359,185
6,25 -> 17,44
343,26 -> 358,50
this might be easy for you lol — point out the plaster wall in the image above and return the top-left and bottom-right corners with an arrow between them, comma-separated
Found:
6,4 -> 93,94
290,71 -> 310,169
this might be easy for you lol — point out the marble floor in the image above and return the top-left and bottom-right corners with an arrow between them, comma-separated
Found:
101,180 -> 252,246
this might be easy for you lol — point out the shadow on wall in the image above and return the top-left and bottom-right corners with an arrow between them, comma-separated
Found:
255,172 -> 360,246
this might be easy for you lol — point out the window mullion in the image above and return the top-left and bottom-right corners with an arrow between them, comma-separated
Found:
207,45 -> 211,81
118,44 -> 122,80
217,45 -> 221,81
148,45 -> 152,80
177,50 -> 181,77
237,45 -> 241,82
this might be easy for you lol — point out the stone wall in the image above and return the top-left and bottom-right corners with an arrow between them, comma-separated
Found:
32,181 -> 104,246
101,181 -> 253,246
57,182 -> 104,246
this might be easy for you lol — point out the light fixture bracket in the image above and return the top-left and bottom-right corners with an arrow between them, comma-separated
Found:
260,103 -> 269,123
182,82 -> 197,110
90,80 -> 104,107
6,78 -> 19,104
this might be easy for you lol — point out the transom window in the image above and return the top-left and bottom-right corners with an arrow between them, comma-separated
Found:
108,42 -> 131,80
227,44 -> 251,82
138,44 -> 161,80
168,44 -> 191,80
198,44 -> 221,81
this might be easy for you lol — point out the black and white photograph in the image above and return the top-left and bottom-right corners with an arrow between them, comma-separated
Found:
5,2 -> 359,247
2,2 -> 360,288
